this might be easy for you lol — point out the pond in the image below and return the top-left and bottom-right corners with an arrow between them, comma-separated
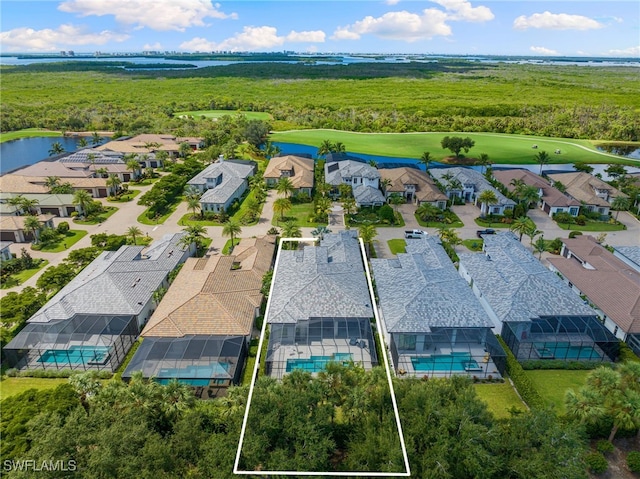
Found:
596,143 -> 640,159
0,136 -> 106,174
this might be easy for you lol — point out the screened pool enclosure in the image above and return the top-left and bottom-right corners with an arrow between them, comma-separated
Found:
501,315 -> 619,363
4,314 -> 138,372
266,317 -> 378,380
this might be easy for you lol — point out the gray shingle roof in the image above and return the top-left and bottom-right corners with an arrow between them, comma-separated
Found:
325,160 -> 380,185
28,233 -> 191,323
268,231 -> 373,324
353,185 -> 385,206
458,232 -> 595,323
430,167 -> 515,206
614,246 -> 640,273
187,160 -> 253,188
200,176 -> 245,204
371,237 -> 492,333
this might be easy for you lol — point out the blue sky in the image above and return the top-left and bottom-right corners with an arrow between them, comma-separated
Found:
1,1 -> 638,56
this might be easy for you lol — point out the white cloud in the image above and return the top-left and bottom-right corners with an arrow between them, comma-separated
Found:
0,24 -> 129,52
431,0 -> 494,22
331,2 -> 493,42
143,42 -> 162,50
608,45 -> 640,57
58,0 -> 237,32
285,30 -> 326,43
530,46 -> 559,55
385,0 -> 401,5
332,9 -> 451,42
180,26 -> 325,52
514,11 -> 603,31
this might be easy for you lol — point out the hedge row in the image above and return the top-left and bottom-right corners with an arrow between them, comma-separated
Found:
497,335 -> 545,409
520,360 -> 603,370
5,368 -> 112,379
618,342 -> 640,363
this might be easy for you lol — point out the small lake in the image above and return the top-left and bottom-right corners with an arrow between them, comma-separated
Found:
0,136 -> 105,175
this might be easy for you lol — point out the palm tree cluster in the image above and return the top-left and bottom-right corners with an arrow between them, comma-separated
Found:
509,179 -> 541,215
7,195 -> 39,215
317,140 -> 346,157
179,224 -> 208,255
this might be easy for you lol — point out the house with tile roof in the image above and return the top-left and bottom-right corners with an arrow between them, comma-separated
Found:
122,236 -> 276,396
548,236 -> 640,355
0,214 -> 55,243
378,167 -> 448,208
264,155 -> 314,196
325,160 -> 385,207
430,167 -> 516,215
266,231 -> 378,379
0,193 -> 79,218
96,133 -> 203,161
187,159 -> 255,214
3,233 -> 194,372
458,232 -> 618,363
493,169 -> 581,217
371,236 -> 506,378
0,173 -> 108,198
547,172 -> 627,217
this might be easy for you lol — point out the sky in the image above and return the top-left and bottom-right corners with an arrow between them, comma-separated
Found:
0,1 -> 638,57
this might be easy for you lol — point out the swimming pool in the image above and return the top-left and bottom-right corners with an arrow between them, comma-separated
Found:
38,346 -> 110,365
286,353 -> 354,373
411,352 -> 482,372
534,342 -> 602,360
156,363 -> 231,384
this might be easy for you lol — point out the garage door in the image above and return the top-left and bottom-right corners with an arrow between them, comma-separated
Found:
41,207 -> 59,216
1,231 -> 16,242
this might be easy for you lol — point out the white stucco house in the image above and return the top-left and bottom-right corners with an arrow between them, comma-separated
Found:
187,159 -> 255,214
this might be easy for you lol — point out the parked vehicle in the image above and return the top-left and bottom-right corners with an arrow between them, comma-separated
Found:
476,229 -> 496,238
405,229 -> 427,239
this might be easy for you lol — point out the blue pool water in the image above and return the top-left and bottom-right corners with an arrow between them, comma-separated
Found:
411,352 -> 482,372
156,378 -> 210,386
38,346 -> 110,365
286,353 -> 354,373
155,363 -> 231,385
534,342 -> 602,360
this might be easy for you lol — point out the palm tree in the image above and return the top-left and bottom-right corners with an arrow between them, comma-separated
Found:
7,195 -> 26,214
438,227 -> 461,251
126,226 -> 142,245
519,185 -> 541,213
106,174 -> 122,196
125,156 -> 141,180
72,189 -> 93,217
317,140 -> 334,157
315,196 -> 332,222
338,183 -> 353,199
276,177 -> 295,198
477,190 -> 498,218
273,198 -> 292,222
610,196 -> 630,220
23,215 -> 41,243
535,151 -> 550,175
341,196 -> 357,216
156,149 -> 170,166
525,226 -> 542,246
478,153 -> 491,175
510,216 -> 532,242
263,140 -> 281,159
389,194 -> 405,213
358,224 -> 377,259
380,178 -> 392,196
311,226 -> 331,241
91,132 -> 102,145
48,141 -> 64,156
45,176 -> 61,191
178,142 -> 192,158
95,167 -> 109,178
181,224 -> 208,254
333,142 -> 346,153
222,219 -> 242,252
186,196 -> 201,219
19,197 -> 39,215
416,203 -> 440,225
282,220 -> 302,239
315,182 -> 331,198
76,137 -> 88,148
161,380 -> 195,422
533,235 -> 546,259
419,151 -> 432,172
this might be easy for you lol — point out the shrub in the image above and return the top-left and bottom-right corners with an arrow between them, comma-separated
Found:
553,212 -> 574,224
497,335 -> 545,409
70,211 -> 78,217
596,440 -> 614,455
569,231 -> 583,239
618,342 -> 640,363
267,227 -> 280,235
627,451 -> 640,473
520,360 -> 601,370
585,452 -> 608,474
57,221 -> 70,234
548,238 -> 563,254
575,215 -> 587,226
379,204 -> 395,223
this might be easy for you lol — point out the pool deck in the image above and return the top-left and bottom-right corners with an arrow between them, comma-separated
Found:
268,339 -> 375,380
395,344 -> 502,379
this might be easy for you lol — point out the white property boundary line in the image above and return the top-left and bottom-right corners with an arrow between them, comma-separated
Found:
233,236 -> 411,477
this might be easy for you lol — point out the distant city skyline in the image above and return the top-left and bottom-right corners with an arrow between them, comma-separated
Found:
1,1 -> 638,57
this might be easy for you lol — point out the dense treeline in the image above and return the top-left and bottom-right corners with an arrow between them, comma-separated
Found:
1,366 -> 589,478
2,62 -> 638,141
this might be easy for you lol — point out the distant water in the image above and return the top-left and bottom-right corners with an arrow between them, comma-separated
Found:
0,136 -> 99,174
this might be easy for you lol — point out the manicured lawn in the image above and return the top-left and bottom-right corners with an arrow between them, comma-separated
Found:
73,206 -> 118,225
182,190 -> 264,227
474,383 -> 526,419
414,211 -> 464,228
557,221 -> 626,232
137,199 -> 181,225
0,128 -> 61,143
32,230 -> 87,253
348,209 -> 405,228
272,202 -> 327,227
524,370 -> 589,415
474,218 -> 512,228
175,110 -> 272,121
462,239 -> 483,252
106,189 -> 141,203
1,259 -> 49,289
0,378 -> 69,400
271,130 -> 631,165
387,239 -> 406,255
241,339 -> 259,386
222,238 -> 241,255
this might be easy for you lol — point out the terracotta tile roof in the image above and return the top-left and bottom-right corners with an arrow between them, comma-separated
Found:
0,214 -> 55,232
547,172 -> 626,207
263,155 -> 315,189
96,133 -> 201,154
379,167 -> 448,203
493,169 -> 581,208
13,161 -> 92,178
142,236 -> 276,338
548,236 -> 640,334
0,175 -> 49,194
